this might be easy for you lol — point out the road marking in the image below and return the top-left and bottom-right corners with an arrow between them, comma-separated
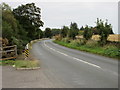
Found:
73,57 -> 101,68
44,41 -> 101,69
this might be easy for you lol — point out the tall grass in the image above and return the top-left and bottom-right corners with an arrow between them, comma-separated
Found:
53,39 -> 120,59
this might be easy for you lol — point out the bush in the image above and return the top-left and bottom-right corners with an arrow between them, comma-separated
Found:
83,25 -> 93,40
85,40 -> 99,48
54,35 -> 62,41
11,36 -> 24,54
103,45 -> 120,58
61,38 -> 71,43
70,39 -> 80,46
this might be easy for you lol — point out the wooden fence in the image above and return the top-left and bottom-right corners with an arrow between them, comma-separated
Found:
0,45 -> 17,60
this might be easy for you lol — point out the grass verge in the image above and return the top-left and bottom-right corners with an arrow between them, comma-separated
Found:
53,40 -> 120,59
0,60 -> 15,66
15,60 -> 40,68
0,59 -> 40,69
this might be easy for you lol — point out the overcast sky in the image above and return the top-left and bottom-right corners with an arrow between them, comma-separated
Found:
1,0 -> 119,34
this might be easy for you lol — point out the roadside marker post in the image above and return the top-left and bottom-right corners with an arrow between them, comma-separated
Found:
23,44 -> 29,60
24,49 -> 29,58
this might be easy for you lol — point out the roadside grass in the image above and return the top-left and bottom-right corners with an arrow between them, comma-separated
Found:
0,59 -> 40,68
15,60 -> 40,68
0,60 -> 15,66
53,40 -> 120,59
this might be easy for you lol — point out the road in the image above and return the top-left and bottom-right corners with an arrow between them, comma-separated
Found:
32,39 -> 118,88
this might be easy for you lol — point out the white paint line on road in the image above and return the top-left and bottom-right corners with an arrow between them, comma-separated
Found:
44,41 -> 101,69
73,57 -> 101,68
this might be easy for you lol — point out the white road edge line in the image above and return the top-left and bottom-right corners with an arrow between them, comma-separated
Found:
44,41 -> 101,69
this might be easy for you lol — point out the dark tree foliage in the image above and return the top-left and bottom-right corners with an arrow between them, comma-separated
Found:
13,3 -> 44,40
80,26 -> 84,30
51,28 -> 61,36
96,18 -> 113,45
83,25 -> 93,40
93,27 -> 114,35
61,26 -> 69,38
44,28 -> 52,38
92,27 -> 99,35
2,3 -> 28,53
35,29 -> 43,39
68,22 -> 79,39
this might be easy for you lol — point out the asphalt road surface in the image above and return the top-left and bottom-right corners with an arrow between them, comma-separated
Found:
32,39 -> 118,88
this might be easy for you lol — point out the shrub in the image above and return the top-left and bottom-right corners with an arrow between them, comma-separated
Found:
103,44 -> 120,58
54,34 -> 62,41
70,39 -> 80,46
95,18 -> 112,46
61,38 -> 71,43
83,25 -> 93,40
85,40 -> 99,48
68,22 -> 79,39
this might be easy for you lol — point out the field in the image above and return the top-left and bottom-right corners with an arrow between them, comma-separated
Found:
76,34 -> 120,42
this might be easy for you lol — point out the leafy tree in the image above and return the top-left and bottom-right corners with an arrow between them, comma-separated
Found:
96,18 -> 112,45
61,26 -> 69,38
92,27 -> 99,35
80,26 -> 84,30
68,22 -> 79,39
93,27 -> 114,35
2,3 -> 17,40
83,25 -> 93,40
2,3 -> 18,38
44,28 -> 52,38
51,28 -> 61,36
2,3 -> 29,53
78,30 -> 84,35
109,29 -> 114,34
2,2 -> 11,11
35,29 -> 43,39
2,21 -> 13,38
13,3 -> 44,40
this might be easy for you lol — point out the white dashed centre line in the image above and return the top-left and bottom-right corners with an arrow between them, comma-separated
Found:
44,41 -> 101,69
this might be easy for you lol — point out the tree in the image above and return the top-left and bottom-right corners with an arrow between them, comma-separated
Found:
80,26 -> 84,30
96,18 -> 112,45
2,2 -> 11,11
51,28 -> 61,36
13,3 -> 44,40
68,22 -> 79,39
2,3 -> 29,53
61,26 -> 69,38
35,29 -> 43,39
2,21 -> 13,39
83,25 -> 93,40
2,3 -> 18,40
44,28 -> 52,38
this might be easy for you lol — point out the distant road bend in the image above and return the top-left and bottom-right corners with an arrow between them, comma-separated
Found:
32,39 -> 118,88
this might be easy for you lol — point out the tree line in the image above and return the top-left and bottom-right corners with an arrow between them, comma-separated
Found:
45,19 -> 114,46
